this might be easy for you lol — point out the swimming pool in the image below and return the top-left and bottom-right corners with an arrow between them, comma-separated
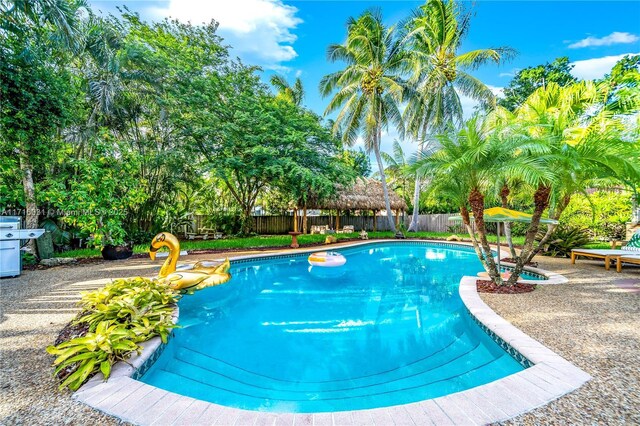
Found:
139,242 -> 536,413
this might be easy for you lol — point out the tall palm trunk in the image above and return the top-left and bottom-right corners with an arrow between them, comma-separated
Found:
469,187 -> 502,284
505,185 -> 551,286
374,126 -> 396,233
460,206 -> 487,268
407,139 -> 423,232
408,173 -> 421,232
526,193 -> 568,260
19,148 -> 38,256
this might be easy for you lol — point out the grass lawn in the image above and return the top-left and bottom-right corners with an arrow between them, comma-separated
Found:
54,231 -> 534,259
581,242 -> 614,249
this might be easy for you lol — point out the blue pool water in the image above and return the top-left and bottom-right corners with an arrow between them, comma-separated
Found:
140,242 -> 535,412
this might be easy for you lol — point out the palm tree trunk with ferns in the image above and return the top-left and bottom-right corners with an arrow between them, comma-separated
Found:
407,137 -> 423,232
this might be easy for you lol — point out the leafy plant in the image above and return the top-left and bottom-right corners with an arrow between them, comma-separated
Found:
203,212 -> 243,236
47,277 -> 180,391
40,218 -> 72,249
559,191 -> 632,240
21,251 -> 37,266
537,225 -> 591,257
46,321 -> 140,391
162,211 -> 193,237
127,229 -> 155,245
446,224 -> 465,234
601,222 -> 627,241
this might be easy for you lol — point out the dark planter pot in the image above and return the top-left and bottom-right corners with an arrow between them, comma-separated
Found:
394,232 -> 406,239
101,245 -> 133,260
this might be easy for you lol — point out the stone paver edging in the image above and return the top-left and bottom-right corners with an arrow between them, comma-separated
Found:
73,241 -> 588,425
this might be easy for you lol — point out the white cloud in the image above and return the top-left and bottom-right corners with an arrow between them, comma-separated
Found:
488,85 -> 504,98
149,0 -> 302,68
569,32 -> 639,49
571,53 -> 640,80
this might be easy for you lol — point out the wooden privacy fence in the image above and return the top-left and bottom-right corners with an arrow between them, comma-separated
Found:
193,213 -> 457,234
253,215 -> 405,234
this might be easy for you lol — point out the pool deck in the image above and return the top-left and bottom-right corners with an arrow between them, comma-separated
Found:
1,239 -> 638,424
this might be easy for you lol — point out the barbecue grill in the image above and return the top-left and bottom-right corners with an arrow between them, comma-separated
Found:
0,216 -> 45,277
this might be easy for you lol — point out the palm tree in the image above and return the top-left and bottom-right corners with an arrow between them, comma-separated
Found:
416,82 -> 639,286
416,116 -> 554,285
403,0 -> 515,232
416,118 -> 504,280
380,140 -> 412,202
320,10 -> 410,232
1,0 -> 87,51
65,14 -> 126,158
490,82 -> 640,267
270,74 -> 305,106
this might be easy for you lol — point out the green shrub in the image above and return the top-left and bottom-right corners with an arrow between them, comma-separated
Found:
560,191 -> 632,239
40,218 -> 72,249
46,277 -> 180,391
204,212 -> 244,235
126,229 -> 155,244
537,225 -> 591,257
508,221 -> 530,237
21,251 -> 37,266
447,224 -> 465,234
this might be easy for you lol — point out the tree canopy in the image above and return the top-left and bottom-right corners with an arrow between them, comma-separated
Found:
0,4 -> 359,248
498,57 -> 578,111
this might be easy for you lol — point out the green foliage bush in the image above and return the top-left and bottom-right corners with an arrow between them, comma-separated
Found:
21,251 -> 37,266
204,212 -> 244,236
127,230 -> 156,245
559,191 -> 632,240
40,218 -> 72,250
46,278 -> 179,391
537,225 -> 591,257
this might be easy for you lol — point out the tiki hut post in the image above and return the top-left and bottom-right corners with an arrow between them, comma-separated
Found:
336,209 -> 341,230
395,209 -> 400,227
373,211 -> 377,232
303,205 -> 308,234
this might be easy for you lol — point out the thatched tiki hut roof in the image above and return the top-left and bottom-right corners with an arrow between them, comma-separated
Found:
307,178 -> 407,212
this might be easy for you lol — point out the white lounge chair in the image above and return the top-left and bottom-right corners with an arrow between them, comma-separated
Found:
311,225 -> 330,235
341,225 -> 355,233
571,230 -> 640,271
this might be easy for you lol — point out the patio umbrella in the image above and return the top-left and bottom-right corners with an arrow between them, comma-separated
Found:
449,207 -> 559,272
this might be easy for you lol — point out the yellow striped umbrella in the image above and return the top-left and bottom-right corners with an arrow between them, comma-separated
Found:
449,207 -> 558,270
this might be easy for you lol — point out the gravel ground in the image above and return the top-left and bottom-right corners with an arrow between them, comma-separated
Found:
483,256 -> 640,425
0,251 -> 638,425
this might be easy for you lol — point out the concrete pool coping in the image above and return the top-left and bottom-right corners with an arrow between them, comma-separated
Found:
73,240 -> 587,425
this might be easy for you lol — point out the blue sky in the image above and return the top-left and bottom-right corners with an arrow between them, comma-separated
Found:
90,0 -> 640,155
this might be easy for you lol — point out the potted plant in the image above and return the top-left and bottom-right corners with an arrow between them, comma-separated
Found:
63,209 -> 131,260
94,217 -> 131,260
